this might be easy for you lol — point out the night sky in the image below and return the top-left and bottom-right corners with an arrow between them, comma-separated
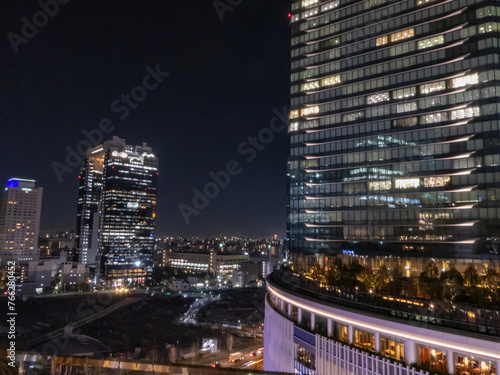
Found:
0,1 -> 291,238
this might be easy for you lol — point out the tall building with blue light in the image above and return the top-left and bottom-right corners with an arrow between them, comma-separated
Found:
0,178 -> 42,265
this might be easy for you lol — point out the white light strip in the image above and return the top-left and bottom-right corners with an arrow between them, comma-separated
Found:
268,285 -> 500,360
303,237 -> 477,243
304,221 -> 478,228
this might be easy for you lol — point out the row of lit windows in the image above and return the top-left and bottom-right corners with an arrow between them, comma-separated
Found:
291,119 -> 497,148
292,0 -> 338,22
293,36 -> 447,83
298,81 -> 486,121
293,55 -> 495,113
274,298 -> 498,370
301,75 -> 341,92
294,1 -> 454,56
376,28 -> 414,46
291,189 -> 500,210
295,24 -> 499,85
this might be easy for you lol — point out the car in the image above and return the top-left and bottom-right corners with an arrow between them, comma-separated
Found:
256,348 -> 264,355
211,362 -> 221,369
249,351 -> 256,357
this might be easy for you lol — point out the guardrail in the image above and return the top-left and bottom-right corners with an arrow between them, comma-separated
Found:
269,268 -> 500,337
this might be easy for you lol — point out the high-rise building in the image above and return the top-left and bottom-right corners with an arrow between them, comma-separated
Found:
287,0 -> 500,259
0,178 -> 42,265
76,136 -> 158,285
264,1 -> 500,373
98,137 -> 158,285
76,145 -> 105,266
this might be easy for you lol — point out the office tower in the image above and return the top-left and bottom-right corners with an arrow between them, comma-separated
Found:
98,136 -> 158,286
287,0 -> 500,259
76,145 -> 105,266
0,178 -> 42,265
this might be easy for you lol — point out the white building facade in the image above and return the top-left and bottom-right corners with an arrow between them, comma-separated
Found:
264,270 -> 500,374
0,178 -> 42,265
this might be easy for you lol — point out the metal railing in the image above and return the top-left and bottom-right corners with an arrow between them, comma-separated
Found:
268,268 -> 500,337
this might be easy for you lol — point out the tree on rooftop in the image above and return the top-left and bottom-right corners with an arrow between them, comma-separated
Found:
440,265 -> 463,303
375,264 -> 389,293
464,265 -> 480,288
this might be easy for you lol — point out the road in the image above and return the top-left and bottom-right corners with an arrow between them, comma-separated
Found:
185,343 -> 263,369
182,297 -> 211,323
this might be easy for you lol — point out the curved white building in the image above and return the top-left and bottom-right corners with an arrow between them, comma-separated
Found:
264,269 -> 500,374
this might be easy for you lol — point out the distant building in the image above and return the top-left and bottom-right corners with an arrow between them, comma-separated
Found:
76,136 -> 158,286
0,178 -> 42,266
97,137 -> 158,286
76,144 -> 105,267
164,250 -> 249,278
167,279 -> 190,292
25,252 -> 87,294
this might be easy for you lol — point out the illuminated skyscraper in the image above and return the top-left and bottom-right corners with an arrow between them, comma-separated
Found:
76,145 -> 105,266
76,136 -> 157,285
287,0 -> 500,258
0,178 -> 42,265
98,137 -> 158,285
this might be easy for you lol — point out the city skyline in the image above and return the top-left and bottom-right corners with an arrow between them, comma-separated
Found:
0,1 -> 290,239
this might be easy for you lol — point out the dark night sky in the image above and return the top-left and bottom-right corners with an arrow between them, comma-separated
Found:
0,1 -> 291,238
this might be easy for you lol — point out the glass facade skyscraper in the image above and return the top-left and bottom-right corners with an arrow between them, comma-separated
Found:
76,145 -> 105,266
76,136 -> 157,285
288,0 -> 500,258
98,137 -> 158,285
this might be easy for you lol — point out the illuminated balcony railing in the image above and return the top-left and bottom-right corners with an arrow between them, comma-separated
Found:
268,268 -> 500,336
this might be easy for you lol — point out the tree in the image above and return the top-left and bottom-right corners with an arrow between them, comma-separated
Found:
482,268 -> 499,290
389,266 -> 404,295
375,264 -> 390,293
359,268 -> 376,292
421,261 -> 439,279
464,265 -> 480,288
309,262 -> 325,283
419,262 -> 442,299
441,266 -> 463,303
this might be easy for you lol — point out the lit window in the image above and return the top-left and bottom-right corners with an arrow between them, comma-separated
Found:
343,111 -> 364,122
376,36 -> 388,46
354,329 -> 375,352
367,92 -> 390,104
424,176 -> 450,187
368,181 -> 392,190
380,336 -> 405,361
418,35 -> 444,49
301,106 -> 320,116
421,112 -> 444,124
397,102 -> 417,113
364,0 -> 387,9
392,87 -> 416,99
321,1 -> 339,11
417,0 -> 434,4
290,110 -> 299,119
390,28 -> 414,43
421,80 -> 446,94
302,81 -> 320,91
478,22 -> 499,33
289,122 -> 299,132
395,178 -> 420,189
452,74 -> 479,88
321,75 -> 341,86
451,107 -> 480,120
302,0 -> 318,6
